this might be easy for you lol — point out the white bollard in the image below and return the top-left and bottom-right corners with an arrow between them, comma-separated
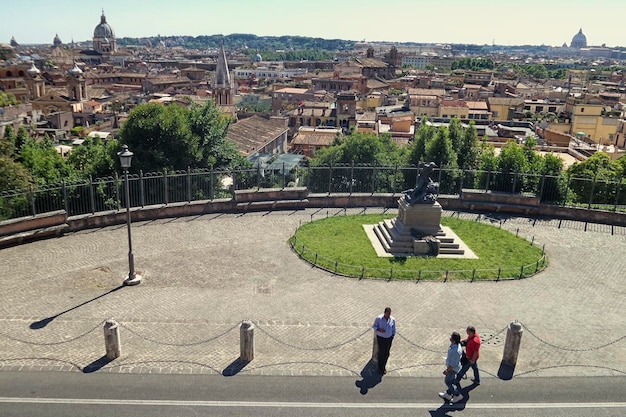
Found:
103,319 -> 121,360
502,321 -> 523,367
240,320 -> 255,361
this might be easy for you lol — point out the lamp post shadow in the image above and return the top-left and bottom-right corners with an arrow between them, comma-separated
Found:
29,285 -> 124,329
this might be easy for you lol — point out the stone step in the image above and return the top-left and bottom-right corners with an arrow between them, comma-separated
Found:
439,247 -> 466,255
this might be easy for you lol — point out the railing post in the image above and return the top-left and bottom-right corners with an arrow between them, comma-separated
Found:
371,165 -> 376,194
458,169 -> 464,197
209,166 -> 214,200
539,174 -> 546,203
328,164 -> 333,194
613,177 -> 622,212
282,162 -> 287,189
163,169 -> 169,205
62,180 -> 69,214
256,164 -> 261,189
563,173 -> 571,206
115,173 -> 120,211
587,173 -> 597,210
139,170 -> 145,207
187,166 -> 192,202
484,170 -> 491,192
512,172 -> 518,193
89,175 -> 96,214
349,161 -> 354,195
306,164 -> 311,191
29,185 -> 36,215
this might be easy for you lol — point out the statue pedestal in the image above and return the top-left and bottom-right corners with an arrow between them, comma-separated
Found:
397,198 -> 443,235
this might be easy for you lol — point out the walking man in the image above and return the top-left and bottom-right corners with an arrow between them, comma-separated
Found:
456,326 -> 481,385
439,332 -> 463,403
372,307 -> 396,375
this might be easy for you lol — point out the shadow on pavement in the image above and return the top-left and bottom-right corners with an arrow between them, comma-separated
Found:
82,355 -> 113,373
30,285 -> 124,329
222,358 -> 250,376
428,381 -> 479,415
355,359 -> 382,395
497,361 -> 516,380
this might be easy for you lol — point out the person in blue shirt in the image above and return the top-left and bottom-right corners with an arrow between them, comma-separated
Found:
439,331 -> 463,403
372,307 -> 396,375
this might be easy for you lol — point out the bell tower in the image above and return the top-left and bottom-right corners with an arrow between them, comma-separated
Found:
213,42 -> 232,106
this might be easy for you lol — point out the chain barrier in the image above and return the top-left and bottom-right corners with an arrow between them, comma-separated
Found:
519,321 -> 626,352
254,323 -> 371,351
118,322 -> 240,347
0,319 -> 106,346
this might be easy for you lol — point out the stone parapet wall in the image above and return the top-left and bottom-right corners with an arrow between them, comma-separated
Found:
3,193 -> 626,248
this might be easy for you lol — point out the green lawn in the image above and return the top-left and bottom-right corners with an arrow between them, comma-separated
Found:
289,214 -> 547,280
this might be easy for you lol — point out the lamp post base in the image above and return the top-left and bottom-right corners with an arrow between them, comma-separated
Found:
123,274 -> 142,286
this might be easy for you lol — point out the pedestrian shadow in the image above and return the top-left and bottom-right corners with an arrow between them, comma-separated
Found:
29,285 -> 124,329
222,358 -> 250,376
82,355 -> 114,373
429,382 -> 478,416
354,359 -> 382,395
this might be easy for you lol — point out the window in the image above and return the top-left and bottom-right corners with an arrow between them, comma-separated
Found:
580,107 -> 585,113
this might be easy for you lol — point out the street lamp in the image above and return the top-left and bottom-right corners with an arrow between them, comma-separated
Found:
117,145 -> 142,286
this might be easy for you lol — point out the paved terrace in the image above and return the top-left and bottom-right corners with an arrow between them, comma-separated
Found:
0,208 -> 625,380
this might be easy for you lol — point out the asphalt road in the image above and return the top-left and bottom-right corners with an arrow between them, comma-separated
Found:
0,372 -> 625,417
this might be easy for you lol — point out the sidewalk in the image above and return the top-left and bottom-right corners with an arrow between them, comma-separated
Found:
0,208 -> 624,379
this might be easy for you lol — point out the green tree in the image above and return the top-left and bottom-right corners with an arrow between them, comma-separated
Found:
310,132 -> 402,193
118,103 -> 196,172
425,127 -> 457,169
66,137 -> 119,178
19,137 -> 76,185
15,126 -> 29,154
0,155 -> 31,190
567,152 -> 620,205
407,117 -> 434,166
458,121 -> 479,169
119,101 -> 241,173
447,117 -> 464,154
189,101 -> 241,168
1,125 -> 17,158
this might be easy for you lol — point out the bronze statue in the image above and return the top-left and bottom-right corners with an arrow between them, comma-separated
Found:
403,162 -> 439,204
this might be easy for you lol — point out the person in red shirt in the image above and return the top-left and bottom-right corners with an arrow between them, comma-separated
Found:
455,326 -> 481,385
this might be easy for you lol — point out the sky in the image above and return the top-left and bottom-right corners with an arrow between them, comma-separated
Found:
2,0 -> 625,48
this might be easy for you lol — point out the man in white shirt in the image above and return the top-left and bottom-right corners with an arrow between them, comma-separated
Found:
372,307 -> 396,375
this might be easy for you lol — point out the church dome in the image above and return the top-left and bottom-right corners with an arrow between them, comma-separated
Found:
53,33 -> 62,46
27,62 -> 41,75
570,28 -> 587,49
94,11 -> 115,38
253,53 -> 262,62
68,62 -> 83,76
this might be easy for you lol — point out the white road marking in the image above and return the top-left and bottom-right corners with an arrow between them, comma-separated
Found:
0,398 -> 625,409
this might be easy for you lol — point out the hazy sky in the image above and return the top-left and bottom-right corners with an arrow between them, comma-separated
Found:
2,0 -> 624,47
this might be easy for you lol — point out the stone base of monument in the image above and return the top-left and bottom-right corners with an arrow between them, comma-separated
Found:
366,199 -> 476,258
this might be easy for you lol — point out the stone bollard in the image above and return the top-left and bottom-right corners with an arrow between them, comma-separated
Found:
502,321 -> 523,367
372,331 -> 379,363
240,320 -> 255,361
103,319 -> 121,360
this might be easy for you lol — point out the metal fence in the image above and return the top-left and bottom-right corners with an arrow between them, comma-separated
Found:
2,164 -> 626,221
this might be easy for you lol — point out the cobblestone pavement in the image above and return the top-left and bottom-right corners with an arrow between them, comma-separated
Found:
1,208 -> 625,380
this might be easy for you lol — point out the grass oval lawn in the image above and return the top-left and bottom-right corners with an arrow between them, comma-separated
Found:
289,214 -> 547,280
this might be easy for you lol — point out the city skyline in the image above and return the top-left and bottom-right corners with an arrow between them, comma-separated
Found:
2,0 -> 625,48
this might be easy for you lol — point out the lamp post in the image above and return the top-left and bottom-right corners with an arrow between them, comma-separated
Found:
117,145 -> 142,286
